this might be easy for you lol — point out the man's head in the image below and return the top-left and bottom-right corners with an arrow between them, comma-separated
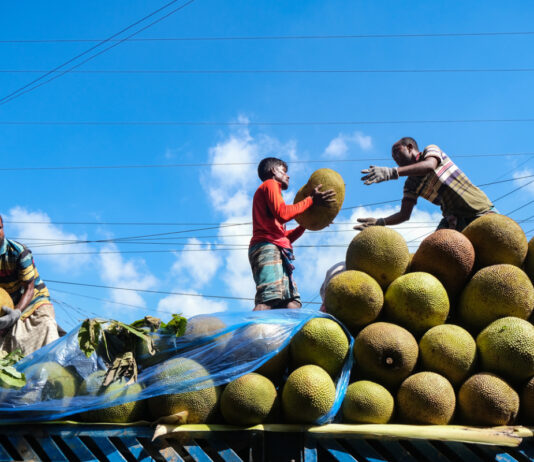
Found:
392,137 -> 420,166
257,157 -> 290,190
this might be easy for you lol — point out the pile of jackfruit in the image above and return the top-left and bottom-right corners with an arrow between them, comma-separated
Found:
325,213 -> 534,426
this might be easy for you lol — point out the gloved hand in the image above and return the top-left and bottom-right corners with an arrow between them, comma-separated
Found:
0,306 -> 21,330
361,166 -> 399,185
353,217 -> 386,231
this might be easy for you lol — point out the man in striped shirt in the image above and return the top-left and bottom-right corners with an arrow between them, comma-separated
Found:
0,216 -> 59,355
354,137 -> 494,231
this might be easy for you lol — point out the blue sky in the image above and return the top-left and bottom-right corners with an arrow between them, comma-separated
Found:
1,1 -> 533,331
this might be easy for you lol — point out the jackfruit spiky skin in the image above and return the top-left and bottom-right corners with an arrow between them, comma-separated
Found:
410,229 -> 475,298
353,322 -> 419,390
419,324 -> 477,387
462,214 -> 528,268
521,377 -> 534,424
526,237 -> 534,283
384,272 -> 449,337
293,168 -> 345,230
476,317 -> 534,383
324,270 -> 384,332
342,380 -> 394,424
148,357 -> 220,423
255,346 -> 289,383
458,373 -> 519,425
346,227 -> 410,289
220,373 -> 279,425
22,361 -> 80,404
397,372 -> 456,425
0,288 -> 14,315
458,264 -> 534,332
290,317 -> 349,378
282,365 -> 336,424
76,370 -> 145,423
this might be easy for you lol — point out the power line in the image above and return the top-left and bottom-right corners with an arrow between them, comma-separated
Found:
5,67 -> 534,74
0,0 -> 197,106
2,31 -> 534,43
2,118 -> 534,126
0,157 -> 533,173
45,279 -> 322,305
506,199 -> 534,216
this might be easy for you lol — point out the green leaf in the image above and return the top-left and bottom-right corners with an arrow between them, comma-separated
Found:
160,314 -> 187,337
130,316 -> 161,332
78,319 -> 104,358
0,350 -> 26,389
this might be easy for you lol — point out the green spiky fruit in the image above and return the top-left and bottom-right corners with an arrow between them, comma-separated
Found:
342,380 -> 394,424
346,227 -> 410,289
290,317 -> 349,377
220,373 -> 279,425
293,168 -> 345,230
324,270 -> 383,332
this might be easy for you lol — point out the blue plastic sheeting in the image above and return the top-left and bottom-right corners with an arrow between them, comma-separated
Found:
0,309 -> 353,424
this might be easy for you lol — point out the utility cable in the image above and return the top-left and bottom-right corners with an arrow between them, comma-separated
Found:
2,118 -> 534,126
45,279 -> 322,305
3,31 -> 534,43
0,0 -> 196,106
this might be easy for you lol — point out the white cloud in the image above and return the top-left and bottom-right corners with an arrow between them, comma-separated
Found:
513,168 -> 534,196
98,243 -> 158,308
157,290 -> 228,318
324,131 -> 372,158
4,206 -> 93,273
171,238 -> 222,288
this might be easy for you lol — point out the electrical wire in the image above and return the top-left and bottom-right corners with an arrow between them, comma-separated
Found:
2,31 -> 534,43
1,118 -> 534,126
5,67 -> 534,74
0,0 -> 197,106
45,279 -> 322,305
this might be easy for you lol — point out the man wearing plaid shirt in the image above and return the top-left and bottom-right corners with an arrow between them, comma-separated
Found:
354,137 -> 495,232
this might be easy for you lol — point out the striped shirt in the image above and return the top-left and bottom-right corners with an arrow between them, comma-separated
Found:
403,145 -> 493,218
0,238 -> 51,316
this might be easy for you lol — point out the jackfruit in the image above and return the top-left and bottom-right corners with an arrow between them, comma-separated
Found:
22,361 -> 80,404
476,317 -> 534,383
282,365 -> 336,423
342,380 -> 394,424
290,317 -> 349,377
521,377 -> 534,424
353,322 -> 418,389
526,236 -> 534,282
148,357 -> 220,423
458,264 -> 534,331
255,346 -> 289,382
419,324 -> 476,386
462,214 -> 528,268
228,323 -> 287,367
0,288 -> 14,315
397,372 -> 456,425
324,270 -> 383,332
384,272 -> 449,337
410,229 -> 475,297
458,373 -> 519,425
293,168 -> 345,230
346,227 -> 410,289
76,370 -> 145,423
220,373 -> 279,425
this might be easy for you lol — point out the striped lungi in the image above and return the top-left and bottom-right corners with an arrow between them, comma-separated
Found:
248,242 -> 301,306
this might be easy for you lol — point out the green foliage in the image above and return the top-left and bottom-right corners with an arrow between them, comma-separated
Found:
0,349 -> 25,389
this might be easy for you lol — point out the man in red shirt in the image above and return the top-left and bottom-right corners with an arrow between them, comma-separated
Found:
249,157 -> 335,311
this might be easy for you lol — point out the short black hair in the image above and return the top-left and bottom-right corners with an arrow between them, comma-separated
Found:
257,157 -> 288,181
397,137 -> 419,151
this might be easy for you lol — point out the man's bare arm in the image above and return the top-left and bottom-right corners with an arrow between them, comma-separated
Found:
397,157 -> 439,177
15,279 -> 34,312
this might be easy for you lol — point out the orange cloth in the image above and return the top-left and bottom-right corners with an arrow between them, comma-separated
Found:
250,179 -> 313,249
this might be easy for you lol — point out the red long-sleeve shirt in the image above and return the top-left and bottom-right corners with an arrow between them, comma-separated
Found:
250,179 -> 313,249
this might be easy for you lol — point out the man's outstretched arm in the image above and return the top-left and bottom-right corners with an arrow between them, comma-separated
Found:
354,198 -> 416,230
361,157 -> 439,184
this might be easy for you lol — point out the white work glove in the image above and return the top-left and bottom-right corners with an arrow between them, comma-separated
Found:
361,166 -> 399,185
0,306 -> 21,330
353,217 -> 386,231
